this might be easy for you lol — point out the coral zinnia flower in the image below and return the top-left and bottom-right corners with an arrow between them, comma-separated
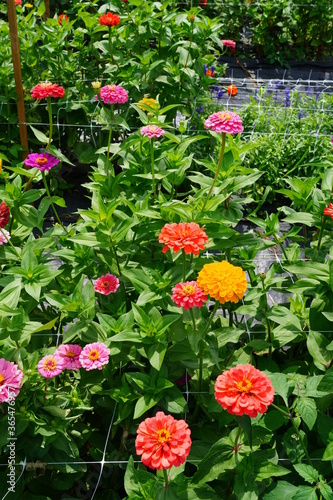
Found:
0,229 -> 10,245
323,203 -> 333,219
204,111 -> 243,134
222,39 -> 236,53
135,411 -> 191,470
31,82 -> 65,100
138,97 -> 160,112
171,281 -> 207,310
15,0 -> 22,5
0,359 -> 24,403
0,201 -> 10,228
197,261 -> 247,304
227,84 -> 237,96
58,13 -> 69,25
99,84 -> 128,105
141,125 -> 165,139
55,344 -> 82,370
98,12 -> 120,27
94,273 -> 120,295
215,364 -> 275,418
24,152 -> 60,172
79,342 -> 110,371
158,222 -> 208,255
38,354 -> 65,378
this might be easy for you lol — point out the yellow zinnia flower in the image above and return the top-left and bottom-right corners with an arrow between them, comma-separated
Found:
197,261 -> 247,304
138,97 -> 160,112
25,3 -> 33,7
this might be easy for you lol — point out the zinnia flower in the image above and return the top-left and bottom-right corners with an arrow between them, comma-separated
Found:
204,111 -> 243,134
158,222 -> 208,255
135,411 -> 191,470
222,39 -> 236,53
25,3 -> 33,7
79,342 -> 110,371
91,81 -> 101,91
15,0 -> 22,5
197,261 -> 247,304
0,201 -> 10,228
31,82 -> 65,100
94,273 -> 120,295
55,344 -> 82,370
58,13 -> 69,25
98,12 -> 120,27
227,84 -> 237,96
324,203 -> 333,219
141,125 -> 165,139
0,229 -> 10,245
24,152 -> 60,172
214,364 -> 275,418
138,97 -> 160,112
38,354 -> 65,378
198,0 -> 207,6
171,281 -> 207,310
99,84 -> 128,104
0,359 -> 24,403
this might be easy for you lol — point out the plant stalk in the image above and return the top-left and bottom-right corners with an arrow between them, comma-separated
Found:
201,132 -> 226,212
47,97 -> 53,149
0,227 -> 21,259
317,215 -> 326,251
150,138 -> 156,202
42,171 -> 68,234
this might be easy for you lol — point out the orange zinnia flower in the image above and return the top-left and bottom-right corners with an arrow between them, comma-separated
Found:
227,84 -> 237,96
323,203 -> 333,219
215,364 -> 275,418
158,222 -> 208,255
197,261 -> 247,304
98,12 -> 120,27
135,411 -> 191,470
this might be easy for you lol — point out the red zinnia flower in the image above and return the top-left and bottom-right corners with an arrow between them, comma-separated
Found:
324,203 -> 333,219
31,82 -> 65,100
15,0 -> 22,5
135,411 -> 191,470
215,364 -> 275,418
158,222 -> 208,255
99,12 -> 121,27
198,0 -> 207,6
171,281 -> 207,310
0,201 -> 10,229
94,274 -> 120,295
58,14 -> 69,25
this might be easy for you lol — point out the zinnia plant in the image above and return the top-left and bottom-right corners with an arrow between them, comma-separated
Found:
141,125 -> 165,201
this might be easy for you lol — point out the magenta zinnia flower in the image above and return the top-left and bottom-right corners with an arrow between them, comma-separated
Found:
171,281 -> 207,310
79,342 -> 110,371
222,39 -> 236,53
0,359 -> 24,403
55,344 -> 82,370
38,354 -> 65,378
24,152 -> 60,172
99,85 -> 128,105
140,125 -> 165,139
94,274 -> 120,295
204,111 -> 243,134
0,229 -> 10,245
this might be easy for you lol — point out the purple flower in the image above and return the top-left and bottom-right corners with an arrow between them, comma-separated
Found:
24,152 -> 60,171
284,87 -> 291,107
196,104 -> 204,114
297,111 -> 303,120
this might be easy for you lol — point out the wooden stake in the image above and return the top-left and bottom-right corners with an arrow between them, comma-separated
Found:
44,0 -> 50,21
6,0 -> 29,160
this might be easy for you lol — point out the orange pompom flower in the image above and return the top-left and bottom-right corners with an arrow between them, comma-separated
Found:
227,84 -> 238,96
197,261 -> 247,304
158,222 -> 208,255
135,411 -> 191,470
215,364 -> 275,418
99,12 -> 120,27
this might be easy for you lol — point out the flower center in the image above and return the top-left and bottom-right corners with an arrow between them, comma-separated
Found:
66,350 -> 76,358
101,281 -> 110,289
108,85 -> 116,91
156,428 -> 171,444
182,285 -> 196,296
41,83 -> 52,90
219,111 -> 231,121
237,377 -> 252,393
44,358 -> 57,371
0,373 -> 4,386
88,350 -> 100,361
36,157 -> 48,165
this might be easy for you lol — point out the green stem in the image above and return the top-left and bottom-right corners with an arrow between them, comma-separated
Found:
163,468 -> 169,500
110,237 -> 121,276
201,132 -> 226,213
228,307 -> 233,327
150,138 -> 156,202
203,301 -> 219,337
0,227 -> 21,259
290,415 -> 313,466
47,97 -> 53,149
42,172 -> 68,234
182,249 -> 186,281
106,120 -> 113,177
273,235 -> 289,263
198,354 -> 203,392
108,27 -> 115,64
189,308 -> 196,332
317,215 -> 326,251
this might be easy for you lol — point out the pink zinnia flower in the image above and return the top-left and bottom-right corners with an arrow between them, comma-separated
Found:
0,359 -> 24,403
135,411 -> 191,470
79,342 -> 110,371
38,354 -> 65,378
55,344 -> 82,370
171,281 -> 207,310
24,152 -> 60,172
140,125 -> 165,139
0,229 -> 10,245
222,39 -> 236,53
204,111 -> 243,134
94,274 -> 120,295
31,82 -> 65,100
99,85 -> 128,105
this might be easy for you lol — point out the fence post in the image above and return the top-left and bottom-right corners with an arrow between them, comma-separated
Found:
6,0 -> 29,160
44,0 -> 50,20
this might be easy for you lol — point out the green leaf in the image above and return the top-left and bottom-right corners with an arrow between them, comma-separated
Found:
268,372 -> 294,406
319,482 -> 333,500
264,482 -> 298,499
255,463 -> 290,481
307,330 -> 333,371
30,125 -> 48,144
134,393 -> 161,419
296,398 -> 317,430
291,486 -> 318,500
147,343 -> 167,371
317,366 -> 333,392
293,464 -> 319,484
322,441 -> 333,461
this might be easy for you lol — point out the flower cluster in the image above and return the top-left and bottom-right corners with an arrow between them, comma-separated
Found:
98,12 -> 121,27
99,85 -> 128,104
158,222 -> 208,255
0,359 -> 24,403
31,82 -> 65,100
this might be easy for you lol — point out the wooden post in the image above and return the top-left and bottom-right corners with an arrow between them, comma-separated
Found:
6,0 -> 29,160
44,0 -> 50,20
